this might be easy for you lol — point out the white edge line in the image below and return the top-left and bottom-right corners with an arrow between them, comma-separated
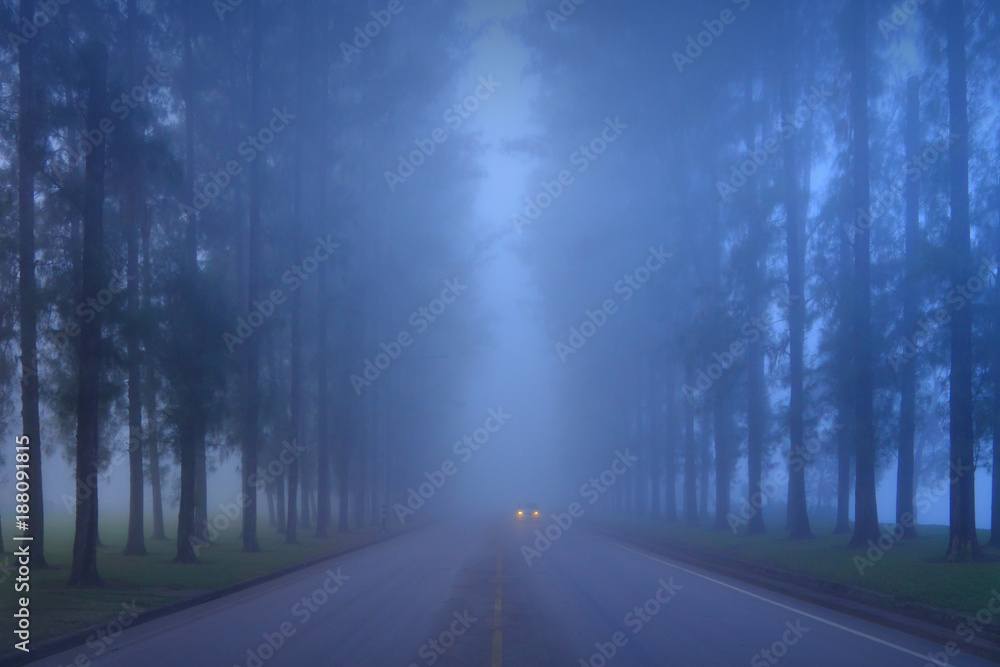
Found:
617,543 -> 949,667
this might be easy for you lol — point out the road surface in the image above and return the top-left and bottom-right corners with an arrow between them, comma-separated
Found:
24,520 -> 994,666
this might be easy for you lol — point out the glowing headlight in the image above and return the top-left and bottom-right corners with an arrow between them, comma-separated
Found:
533,511 -> 539,516
517,510 -> 523,516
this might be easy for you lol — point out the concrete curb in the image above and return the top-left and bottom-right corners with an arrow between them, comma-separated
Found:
594,524 -> 1000,664
0,526 -> 419,667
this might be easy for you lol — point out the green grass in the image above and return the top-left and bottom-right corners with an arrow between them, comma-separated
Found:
0,515 -> 396,654
599,516 -> 1000,619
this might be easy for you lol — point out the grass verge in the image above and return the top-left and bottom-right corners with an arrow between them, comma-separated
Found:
595,516 -> 1000,618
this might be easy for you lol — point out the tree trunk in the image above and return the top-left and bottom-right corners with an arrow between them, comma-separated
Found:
315,271 -> 332,537
16,0 -> 47,570
990,380 -> 999,547
265,481 -> 276,527
195,435 -> 207,540
142,208 -> 167,541
300,465 -> 312,530
847,0 -> 881,548
337,453 -> 350,532
68,42 -> 108,587
683,362 -> 698,526
174,1 -> 199,564
649,362 -> 662,519
285,1 -> 305,546
122,0 -> 147,557
275,473 -> 286,534
944,0 -> 981,561
663,366 -> 678,522
780,0 -> 812,540
896,76 -> 920,539
712,391 -> 732,530
835,175 -> 855,535
241,0 -> 263,554
698,409 -> 709,520
744,75 -> 768,536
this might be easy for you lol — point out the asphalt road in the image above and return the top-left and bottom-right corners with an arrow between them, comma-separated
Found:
24,520 -> 996,666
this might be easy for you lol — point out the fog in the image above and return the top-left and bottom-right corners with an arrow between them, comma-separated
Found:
3,0 -> 999,603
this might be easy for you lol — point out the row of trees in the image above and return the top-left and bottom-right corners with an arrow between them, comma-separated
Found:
513,0 -> 998,560
2,0 -> 484,584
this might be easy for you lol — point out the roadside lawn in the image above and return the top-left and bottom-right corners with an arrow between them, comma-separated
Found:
596,516 -> 1000,618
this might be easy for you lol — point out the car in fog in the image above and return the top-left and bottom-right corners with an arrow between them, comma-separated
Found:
516,503 -> 541,521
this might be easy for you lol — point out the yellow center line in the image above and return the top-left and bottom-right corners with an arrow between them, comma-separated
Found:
491,546 -> 503,667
